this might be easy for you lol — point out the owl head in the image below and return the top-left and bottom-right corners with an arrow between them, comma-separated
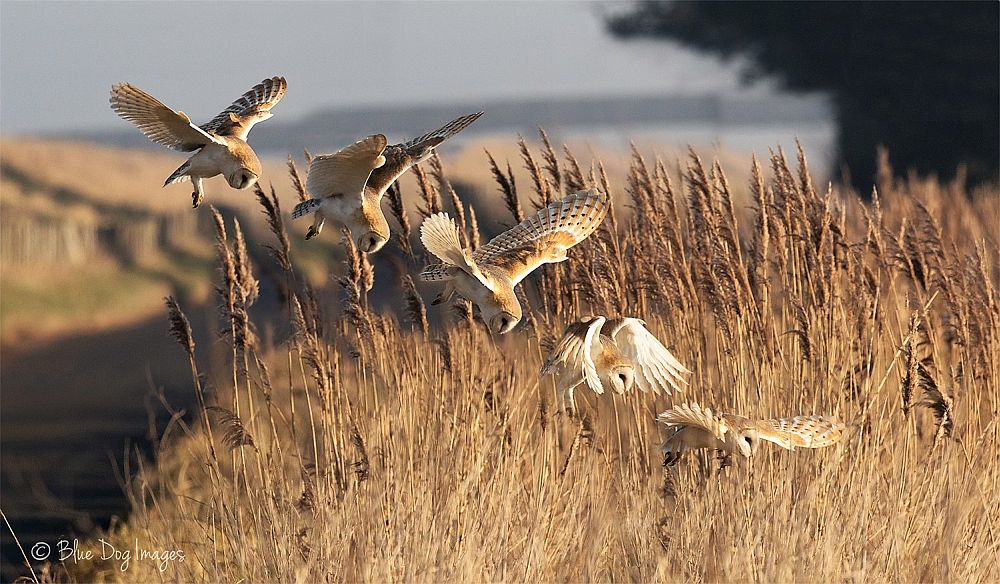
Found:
227,168 -> 259,190
482,286 -> 521,335
606,364 -> 635,395
731,427 -> 759,458
347,202 -> 391,253
354,217 -> 390,254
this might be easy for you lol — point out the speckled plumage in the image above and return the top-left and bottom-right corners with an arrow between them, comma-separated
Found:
540,315 -> 690,412
658,402 -> 845,464
290,134 -> 390,251
110,76 -> 285,207
292,112 -> 482,252
419,188 -> 609,335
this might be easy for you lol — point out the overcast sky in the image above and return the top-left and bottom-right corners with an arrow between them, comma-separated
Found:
0,1 -> 780,135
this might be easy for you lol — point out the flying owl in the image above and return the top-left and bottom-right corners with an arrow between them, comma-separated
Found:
291,112 -> 483,252
419,188 -> 609,335
658,402 -> 844,464
540,315 -> 691,412
110,76 -> 286,207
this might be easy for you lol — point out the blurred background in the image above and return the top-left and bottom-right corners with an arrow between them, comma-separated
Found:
1,0 -> 996,578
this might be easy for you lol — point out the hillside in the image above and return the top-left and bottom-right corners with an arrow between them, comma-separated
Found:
66,93 -> 831,156
0,139 -> 320,344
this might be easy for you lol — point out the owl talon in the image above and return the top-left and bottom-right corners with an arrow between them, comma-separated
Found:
662,452 -> 681,467
305,226 -> 317,240
192,192 -> 203,208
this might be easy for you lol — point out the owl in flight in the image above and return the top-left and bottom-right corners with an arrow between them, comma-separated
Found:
420,188 -> 609,335
540,315 -> 690,412
110,76 -> 286,207
291,112 -> 483,253
658,402 -> 844,464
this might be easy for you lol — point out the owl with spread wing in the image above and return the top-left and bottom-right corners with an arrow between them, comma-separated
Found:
540,315 -> 690,412
419,188 -> 609,335
110,76 -> 286,207
291,112 -> 483,252
658,402 -> 844,464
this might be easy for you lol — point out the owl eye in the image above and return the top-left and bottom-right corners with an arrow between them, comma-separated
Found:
618,373 -> 628,384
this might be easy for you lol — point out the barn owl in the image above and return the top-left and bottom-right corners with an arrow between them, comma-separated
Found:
420,188 -> 609,335
540,315 -> 690,412
291,112 -> 483,252
110,76 -> 286,207
658,402 -> 844,464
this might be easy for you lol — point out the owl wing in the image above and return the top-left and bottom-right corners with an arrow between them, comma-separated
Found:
367,112 -> 484,196
306,135 -> 388,200
606,318 -> 690,395
200,76 -> 287,139
110,83 -> 224,151
658,403 -> 737,455
475,188 -> 609,285
419,213 -> 492,290
756,416 -> 845,450
657,403 -> 728,440
539,316 -> 606,395
394,111 -> 484,153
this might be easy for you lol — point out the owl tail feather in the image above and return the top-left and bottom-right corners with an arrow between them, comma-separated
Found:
420,213 -> 472,268
420,213 -> 493,289
292,198 -> 322,219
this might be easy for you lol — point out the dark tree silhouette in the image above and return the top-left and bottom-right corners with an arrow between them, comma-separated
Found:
608,1 -> 999,188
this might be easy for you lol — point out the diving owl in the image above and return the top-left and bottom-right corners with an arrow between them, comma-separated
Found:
291,112 -> 483,252
658,402 -> 844,464
540,315 -> 690,412
420,188 -> 609,335
110,76 -> 286,207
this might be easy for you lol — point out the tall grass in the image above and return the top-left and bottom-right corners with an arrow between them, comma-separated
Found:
50,139 -> 998,582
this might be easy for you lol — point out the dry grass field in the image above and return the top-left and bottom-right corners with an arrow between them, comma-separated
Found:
19,138 -> 1000,582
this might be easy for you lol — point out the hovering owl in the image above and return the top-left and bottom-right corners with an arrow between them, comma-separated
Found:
110,76 -> 286,207
658,402 -> 844,464
540,316 -> 690,412
291,112 -> 483,252
420,188 -> 609,335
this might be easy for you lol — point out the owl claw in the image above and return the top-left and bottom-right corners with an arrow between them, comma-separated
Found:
305,226 -> 317,240
556,405 -> 576,419
191,192 -> 203,208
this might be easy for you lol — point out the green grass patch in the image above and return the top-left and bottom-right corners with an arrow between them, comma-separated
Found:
1,267 -> 165,321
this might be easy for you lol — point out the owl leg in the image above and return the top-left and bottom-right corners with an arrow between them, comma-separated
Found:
557,384 -> 579,417
306,212 -> 326,240
431,281 -> 455,305
191,177 -> 205,208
